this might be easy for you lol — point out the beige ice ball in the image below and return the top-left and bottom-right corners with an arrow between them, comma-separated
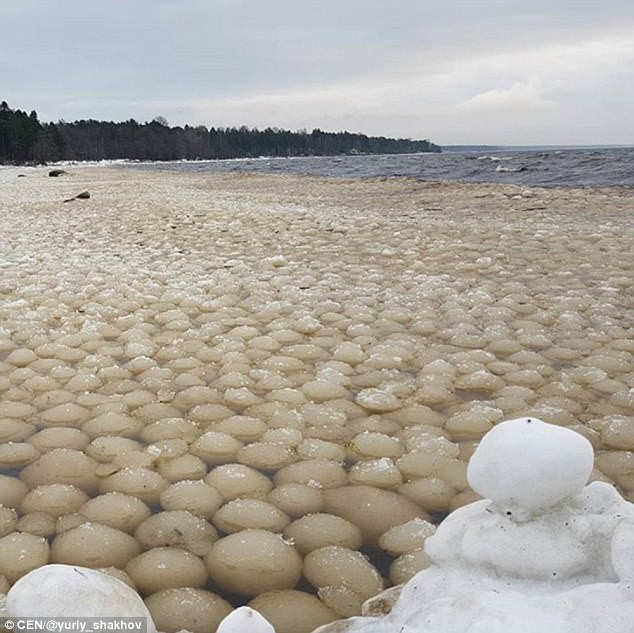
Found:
248,590 -> 338,633
0,506 -> 18,538
205,529 -> 302,595
284,513 -> 362,555
267,483 -> 324,518
20,484 -> 89,517
20,448 -> 99,493
205,463 -> 273,500
322,485 -> 427,544
79,492 -> 151,533
51,522 -> 141,568
135,510 -> 218,556
303,545 -> 384,604
126,547 -> 208,595
0,532 -> 50,582
467,416 -> 594,516
213,498 -> 290,533
159,479 -> 223,519
144,587 -> 231,633
0,475 -> 29,508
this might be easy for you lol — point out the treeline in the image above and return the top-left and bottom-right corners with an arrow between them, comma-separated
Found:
0,100 -> 440,164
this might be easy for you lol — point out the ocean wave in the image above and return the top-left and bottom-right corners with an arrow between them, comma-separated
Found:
122,147 -> 634,187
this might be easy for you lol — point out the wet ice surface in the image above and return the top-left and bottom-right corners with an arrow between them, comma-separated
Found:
0,166 -> 632,632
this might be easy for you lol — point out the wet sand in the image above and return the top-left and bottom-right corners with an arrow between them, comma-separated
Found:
0,165 -> 632,630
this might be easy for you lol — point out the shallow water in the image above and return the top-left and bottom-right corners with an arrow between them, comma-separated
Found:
0,166 -> 632,631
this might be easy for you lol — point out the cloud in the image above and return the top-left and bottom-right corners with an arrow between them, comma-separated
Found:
459,79 -> 552,113
1,1 -> 633,144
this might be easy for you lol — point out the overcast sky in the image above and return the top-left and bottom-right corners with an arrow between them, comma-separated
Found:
2,0 -> 633,146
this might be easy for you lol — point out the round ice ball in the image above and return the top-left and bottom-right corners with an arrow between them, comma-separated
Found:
126,547 -> 208,595
205,529 -> 302,596
205,464 -> 273,501
20,484 -> 89,517
144,587 -> 231,633
20,448 -> 99,493
86,436 -> 142,462
0,507 -> 18,537
0,475 -> 29,508
135,511 -> 217,556
79,492 -> 151,533
273,459 -> 349,489
190,431 -> 243,465
0,532 -> 50,582
389,548 -> 432,584
378,518 -> 437,556
0,442 -> 40,468
159,480 -> 223,519
17,512 -> 57,538
283,513 -> 362,555
213,499 -> 290,534
267,483 -> 324,518
248,590 -> 338,633
51,522 -> 141,568
99,467 -> 169,505
28,427 -> 90,452
303,545 -> 384,603
7,564 -> 155,625
322,485 -> 427,544
156,453 -> 207,482
467,417 -> 594,516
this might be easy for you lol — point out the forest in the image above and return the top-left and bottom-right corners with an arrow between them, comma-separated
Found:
0,100 -> 441,164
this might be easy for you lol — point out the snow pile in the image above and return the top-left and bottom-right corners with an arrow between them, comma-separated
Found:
315,417 -> 634,633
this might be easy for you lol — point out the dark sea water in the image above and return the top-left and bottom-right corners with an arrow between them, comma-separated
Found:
131,146 -> 634,187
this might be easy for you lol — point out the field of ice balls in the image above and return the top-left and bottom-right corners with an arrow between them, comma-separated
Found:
0,166 -> 632,633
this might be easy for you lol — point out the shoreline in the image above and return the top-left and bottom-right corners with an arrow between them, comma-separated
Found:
0,166 -> 632,630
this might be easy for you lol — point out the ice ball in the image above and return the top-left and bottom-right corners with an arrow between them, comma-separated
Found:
51,522 -> 140,568
205,529 -> 302,595
144,587 -> 230,633
283,513 -> 362,555
135,510 -> 217,556
0,532 -> 50,582
126,547 -> 208,595
159,479 -> 223,518
7,564 -> 155,625
304,545 -> 384,604
467,417 -> 594,516
248,591 -> 338,633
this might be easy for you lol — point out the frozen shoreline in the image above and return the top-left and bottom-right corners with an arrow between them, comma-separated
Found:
0,165 -> 632,632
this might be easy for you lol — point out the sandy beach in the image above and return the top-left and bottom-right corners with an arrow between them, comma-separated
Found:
0,165 -> 632,631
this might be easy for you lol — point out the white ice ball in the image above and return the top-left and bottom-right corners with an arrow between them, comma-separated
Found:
7,564 -> 156,628
467,417 -> 593,516
216,606 -> 275,633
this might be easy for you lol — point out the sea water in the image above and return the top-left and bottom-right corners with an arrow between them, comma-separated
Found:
128,146 -> 634,187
